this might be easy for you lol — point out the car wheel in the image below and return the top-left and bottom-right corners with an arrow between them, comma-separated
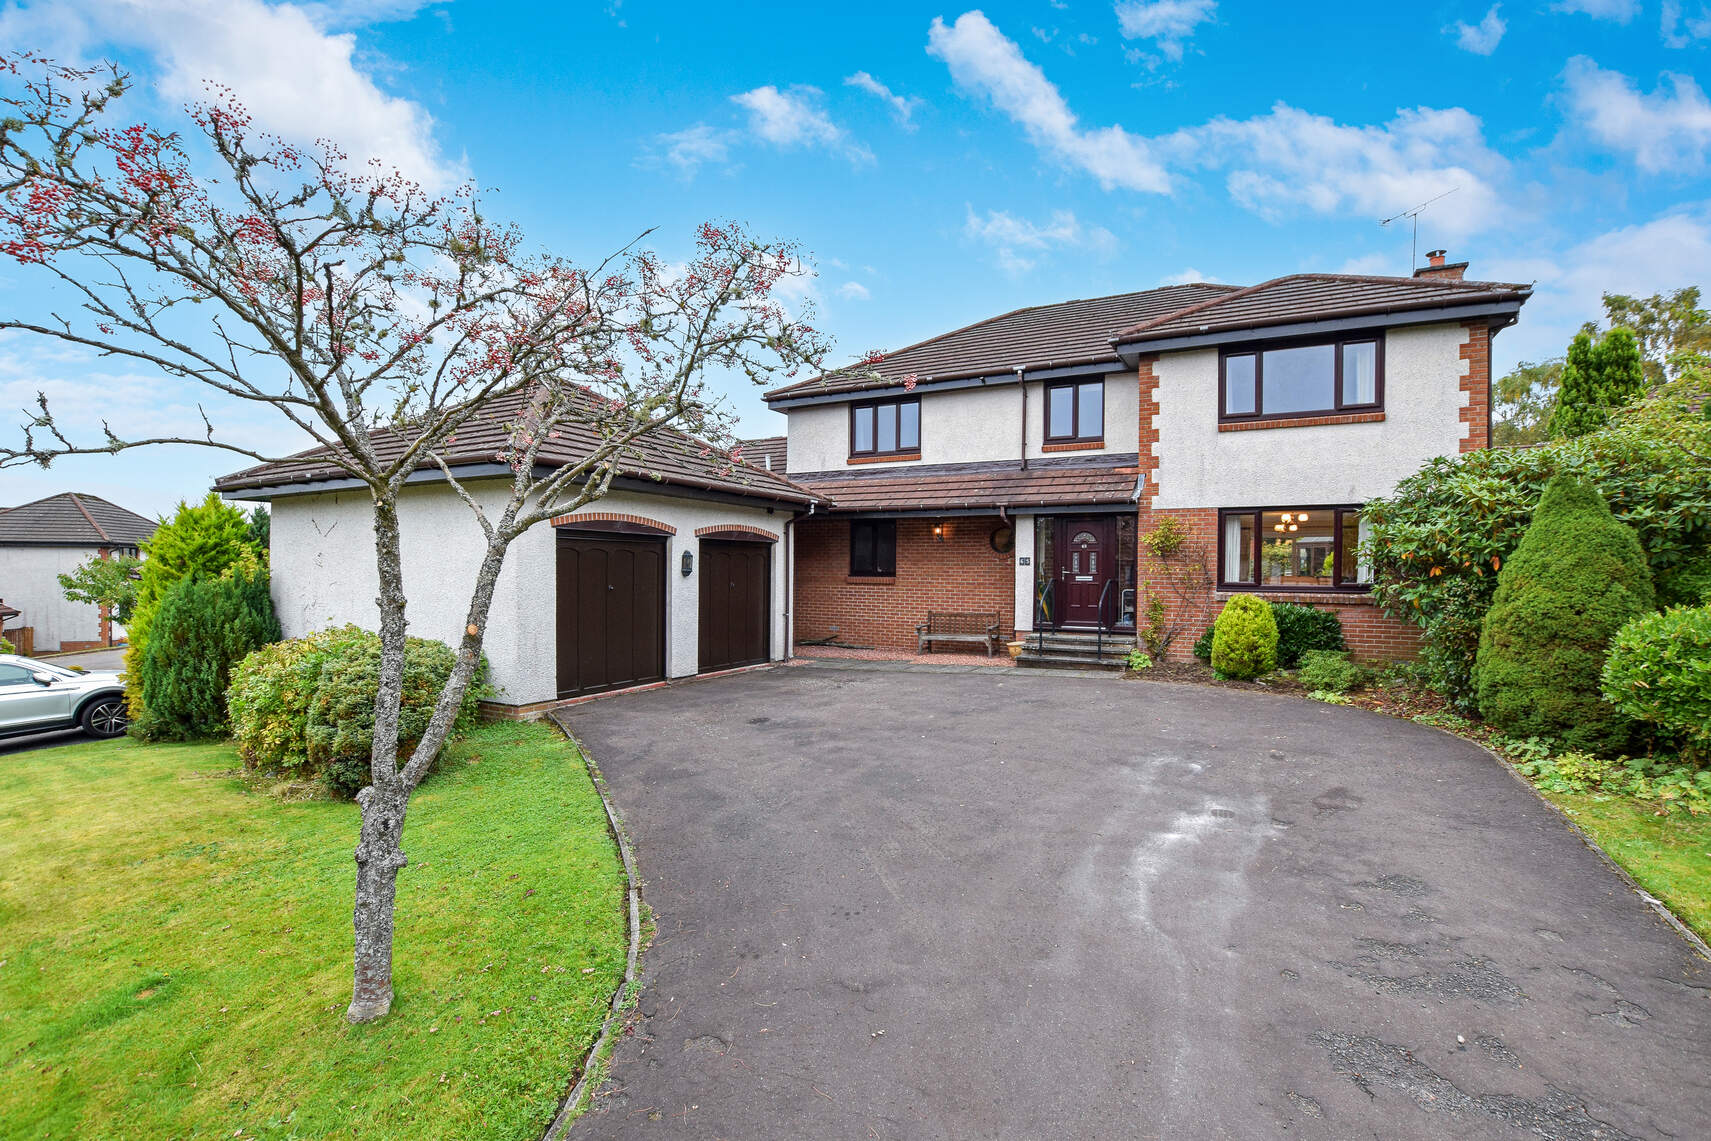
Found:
81,696 -> 129,739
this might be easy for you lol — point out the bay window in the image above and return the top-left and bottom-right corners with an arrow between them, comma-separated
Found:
1219,506 -> 1370,591
1220,336 -> 1382,421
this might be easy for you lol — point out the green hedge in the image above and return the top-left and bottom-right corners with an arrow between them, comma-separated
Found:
1601,605 -> 1711,755
1211,594 -> 1277,679
228,625 -> 489,797
132,562 -> 279,741
1474,475 -> 1654,754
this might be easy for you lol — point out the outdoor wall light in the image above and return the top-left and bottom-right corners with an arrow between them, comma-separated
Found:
681,550 -> 694,577
933,523 -> 945,541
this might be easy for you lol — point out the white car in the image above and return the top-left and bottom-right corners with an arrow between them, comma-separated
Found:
0,654 -> 129,740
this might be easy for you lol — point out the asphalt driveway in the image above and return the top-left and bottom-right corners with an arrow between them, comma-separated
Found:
557,664 -> 1711,1140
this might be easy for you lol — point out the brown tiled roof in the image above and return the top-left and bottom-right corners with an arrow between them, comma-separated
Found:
790,455 -> 1140,513
766,283 -> 1237,401
1113,273 -> 1532,344
0,492 -> 156,547
214,388 -> 818,505
738,436 -> 788,474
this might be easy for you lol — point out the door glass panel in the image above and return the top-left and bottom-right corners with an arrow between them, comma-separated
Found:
1072,530 -> 1097,545
1035,520 -> 1056,625
898,400 -> 920,449
1342,342 -> 1377,405
876,404 -> 898,452
1089,551 -> 1097,574
852,406 -> 874,452
1071,552 -> 1080,573
1260,344 -> 1335,414
1078,382 -> 1103,439
1260,509 -> 1334,587
1224,354 -> 1257,415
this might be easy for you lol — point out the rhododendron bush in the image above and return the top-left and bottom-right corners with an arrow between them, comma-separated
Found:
0,54 -> 829,1022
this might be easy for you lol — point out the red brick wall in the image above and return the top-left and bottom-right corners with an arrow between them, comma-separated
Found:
794,515 -> 1014,650
1459,321 -> 1491,453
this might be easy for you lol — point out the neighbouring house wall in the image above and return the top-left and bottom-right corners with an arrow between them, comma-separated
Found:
0,545 -> 107,652
268,481 -> 792,711
794,515 -> 1015,651
1149,323 -> 1474,511
784,372 -> 1139,474
547,488 -> 791,682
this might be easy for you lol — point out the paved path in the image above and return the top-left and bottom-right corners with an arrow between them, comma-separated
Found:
557,665 -> 1711,1140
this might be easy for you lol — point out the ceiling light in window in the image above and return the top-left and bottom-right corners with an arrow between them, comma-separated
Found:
1288,524 -> 1299,532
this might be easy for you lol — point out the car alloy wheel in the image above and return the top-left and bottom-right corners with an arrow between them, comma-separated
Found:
83,698 -> 129,738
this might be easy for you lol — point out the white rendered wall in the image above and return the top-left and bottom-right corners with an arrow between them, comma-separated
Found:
0,545 -> 105,651
1011,513 -> 1036,634
1149,323 -> 1470,510
266,480 -> 790,708
784,372 -> 1139,473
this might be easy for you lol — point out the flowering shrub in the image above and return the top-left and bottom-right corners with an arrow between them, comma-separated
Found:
1601,605 -> 1711,756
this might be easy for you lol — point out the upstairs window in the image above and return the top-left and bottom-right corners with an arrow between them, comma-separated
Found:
1221,337 -> 1382,421
1045,380 -> 1104,442
1219,506 -> 1370,591
849,519 -> 896,577
850,397 -> 920,458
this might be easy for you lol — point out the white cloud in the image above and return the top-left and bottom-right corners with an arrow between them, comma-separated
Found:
836,281 -> 872,301
1114,0 -> 1216,62
963,205 -> 1117,273
1158,267 -> 1221,285
6,0 -> 464,192
731,85 -> 873,165
1447,5 -> 1506,54
845,71 -> 922,129
653,124 -> 737,175
1662,1 -> 1711,47
1552,0 -> 1638,19
927,11 -> 1170,193
1560,57 -> 1711,173
1162,103 -> 1508,238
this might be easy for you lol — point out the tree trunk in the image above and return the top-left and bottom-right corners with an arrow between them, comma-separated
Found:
347,784 -> 409,1022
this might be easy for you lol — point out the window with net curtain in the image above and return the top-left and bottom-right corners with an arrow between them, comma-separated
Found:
1221,506 -> 1371,590
1221,337 -> 1380,419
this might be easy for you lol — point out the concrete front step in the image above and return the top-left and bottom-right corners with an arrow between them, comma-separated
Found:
1014,651 -> 1128,672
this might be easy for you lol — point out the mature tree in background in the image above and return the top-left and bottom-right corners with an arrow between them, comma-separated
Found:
0,55 -> 825,1022
1602,287 -> 1710,381
1550,326 -> 1645,439
57,549 -> 143,624
1492,357 -> 1562,447
246,504 -> 270,554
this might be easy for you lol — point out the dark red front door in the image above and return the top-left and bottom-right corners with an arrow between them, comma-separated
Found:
1058,518 -> 1116,627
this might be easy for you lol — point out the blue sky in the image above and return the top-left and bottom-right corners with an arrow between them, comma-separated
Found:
3,0 -> 1710,516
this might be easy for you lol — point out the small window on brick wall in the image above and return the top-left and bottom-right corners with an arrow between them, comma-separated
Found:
850,519 -> 896,576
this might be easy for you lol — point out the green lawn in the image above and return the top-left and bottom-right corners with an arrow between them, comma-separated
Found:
1546,792 -> 1711,943
0,722 -> 628,1141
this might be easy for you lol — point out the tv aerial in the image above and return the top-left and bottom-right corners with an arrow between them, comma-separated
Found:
1381,188 -> 1459,272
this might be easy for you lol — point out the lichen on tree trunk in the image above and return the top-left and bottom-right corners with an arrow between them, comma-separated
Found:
347,784 -> 409,1022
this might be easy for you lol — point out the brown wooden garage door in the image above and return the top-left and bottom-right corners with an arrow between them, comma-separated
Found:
556,532 -> 665,698
698,538 -> 770,673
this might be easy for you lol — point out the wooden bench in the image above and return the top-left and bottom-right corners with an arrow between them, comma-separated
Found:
916,611 -> 1003,657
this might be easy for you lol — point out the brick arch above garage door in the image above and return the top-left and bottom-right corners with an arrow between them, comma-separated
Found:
694,524 -> 779,542
552,511 -> 678,535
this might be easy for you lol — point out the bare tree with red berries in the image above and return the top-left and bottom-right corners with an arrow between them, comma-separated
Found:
0,55 -> 827,1022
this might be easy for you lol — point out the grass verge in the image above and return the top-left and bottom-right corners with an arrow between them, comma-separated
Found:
0,721 -> 627,1140
1542,791 -> 1711,943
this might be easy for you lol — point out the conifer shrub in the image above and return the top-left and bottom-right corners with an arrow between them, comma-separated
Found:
133,558 -> 280,740
1600,604 -> 1711,757
1211,593 -> 1278,679
1269,602 -> 1346,668
1474,475 -> 1655,753
1298,649 -> 1370,694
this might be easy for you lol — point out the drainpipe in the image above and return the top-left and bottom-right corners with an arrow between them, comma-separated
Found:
1017,367 -> 1028,471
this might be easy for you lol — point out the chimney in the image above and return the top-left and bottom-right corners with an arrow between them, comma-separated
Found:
1413,249 -> 1468,281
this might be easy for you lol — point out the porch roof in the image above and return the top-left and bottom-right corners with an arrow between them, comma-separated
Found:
789,455 -> 1140,513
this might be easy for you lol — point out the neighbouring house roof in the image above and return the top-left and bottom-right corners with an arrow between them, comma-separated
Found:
1111,273 -> 1533,347
0,492 -> 156,547
764,283 -> 1238,403
738,436 -> 788,474
213,387 -> 819,506
788,454 -> 1141,514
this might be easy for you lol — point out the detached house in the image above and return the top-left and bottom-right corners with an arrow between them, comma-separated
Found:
0,492 -> 155,654
764,253 -> 1530,665
218,254 -> 1530,715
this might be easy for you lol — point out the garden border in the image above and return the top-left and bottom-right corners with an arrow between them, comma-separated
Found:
540,720 -> 645,1139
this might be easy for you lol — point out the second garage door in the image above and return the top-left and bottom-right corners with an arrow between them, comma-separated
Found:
556,532 -> 665,699
698,538 -> 770,673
